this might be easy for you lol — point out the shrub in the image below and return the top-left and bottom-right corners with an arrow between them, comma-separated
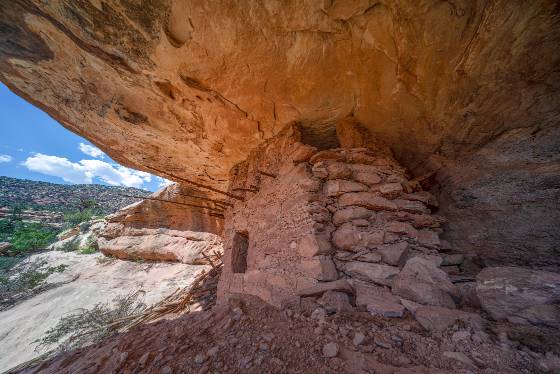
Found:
0,260 -> 67,310
78,247 -> 97,255
35,292 -> 146,352
63,209 -> 97,227
0,219 -> 15,242
10,223 -> 58,253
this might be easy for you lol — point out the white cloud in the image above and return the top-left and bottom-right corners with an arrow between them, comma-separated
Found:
157,176 -> 175,188
79,143 -> 105,158
22,153 -> 152,188
0,154 -> 13,163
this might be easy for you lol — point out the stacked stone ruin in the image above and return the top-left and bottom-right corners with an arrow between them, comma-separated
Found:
218,123 -> 470,325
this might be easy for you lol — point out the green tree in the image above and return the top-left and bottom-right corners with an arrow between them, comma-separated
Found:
11,223 -> 58,253
63,208 -> 97,227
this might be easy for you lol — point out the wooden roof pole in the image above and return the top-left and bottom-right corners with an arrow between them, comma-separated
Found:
173,191 -> 233,208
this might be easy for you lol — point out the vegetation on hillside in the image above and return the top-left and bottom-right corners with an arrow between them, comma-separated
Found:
1,219 -> 58,252
0,176 -> 149,214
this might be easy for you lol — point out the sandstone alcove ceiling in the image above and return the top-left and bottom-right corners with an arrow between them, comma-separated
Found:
1,0 -> 559,269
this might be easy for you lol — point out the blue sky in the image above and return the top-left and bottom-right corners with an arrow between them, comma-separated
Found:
0,83 -> 170,191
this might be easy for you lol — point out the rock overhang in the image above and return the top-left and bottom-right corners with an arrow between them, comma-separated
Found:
1,1 -> 559,187
1,0 -> 559,268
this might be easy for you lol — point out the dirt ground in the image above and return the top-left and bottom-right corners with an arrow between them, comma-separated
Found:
18,294 -> 550,374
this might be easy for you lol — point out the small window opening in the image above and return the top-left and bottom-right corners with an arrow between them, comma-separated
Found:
231,231 -> 249,273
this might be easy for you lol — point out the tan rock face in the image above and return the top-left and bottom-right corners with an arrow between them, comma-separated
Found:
0,1 -> 559,268
98,184 -> 224,263
1,1 -> 559,183
104,183 -> 224,235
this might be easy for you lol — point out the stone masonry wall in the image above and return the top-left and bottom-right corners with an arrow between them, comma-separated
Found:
218,123 -> 468,317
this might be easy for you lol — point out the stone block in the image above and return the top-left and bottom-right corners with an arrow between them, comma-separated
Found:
356,252 -> 382,263
340,261 -> 399,286
392,257 -> 458,308
376,183 -> 403,198
325,162 -> 352,179
324,179 -> 368,197
339,192 -> 397,211
301,256 -> 338,281
353,171 -> 382,186
332,226 -> 362,251
311,162 -> 328,179
386,221 -> 418,237
417,230 -> 440,247
332,206 -> 372,226
309,150 -> 345,164
298,234 -> 333,257
296,279 -> 354,297
378,242 -> 409,266
354,281 -> 404,318
394,199 -> 429,214
414,306 -> 484,332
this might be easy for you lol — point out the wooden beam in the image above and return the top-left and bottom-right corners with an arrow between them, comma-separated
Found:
174,191 -> 233,208
258,169 -> 277,178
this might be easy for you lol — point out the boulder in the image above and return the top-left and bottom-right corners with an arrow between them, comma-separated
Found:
512,304 -> 560,328
400,253 -> 443,268
354,281 -> 404,318
392,257 -> 459,308
442,254 -> 465,266
340,262 -> 399,286
414,306 -> 484,332
49,219 -> 106,252
338,192 -> 397,211
0,242 -> 12,254
476,266 -> 560,320
98,228 -> 222,264
355,252 -> 382,263
318,291 -> 353,314
296,279 -> 354,297
442,352 -> 475,369
332,207 -> 372,226
324,180 -> 368,197
400,298 -> 422,314
442,265 -> 460,275
456,282 -> 481,308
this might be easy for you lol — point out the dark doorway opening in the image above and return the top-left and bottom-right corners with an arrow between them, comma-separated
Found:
231,231 -> 249,273
297,121 -> 340,150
